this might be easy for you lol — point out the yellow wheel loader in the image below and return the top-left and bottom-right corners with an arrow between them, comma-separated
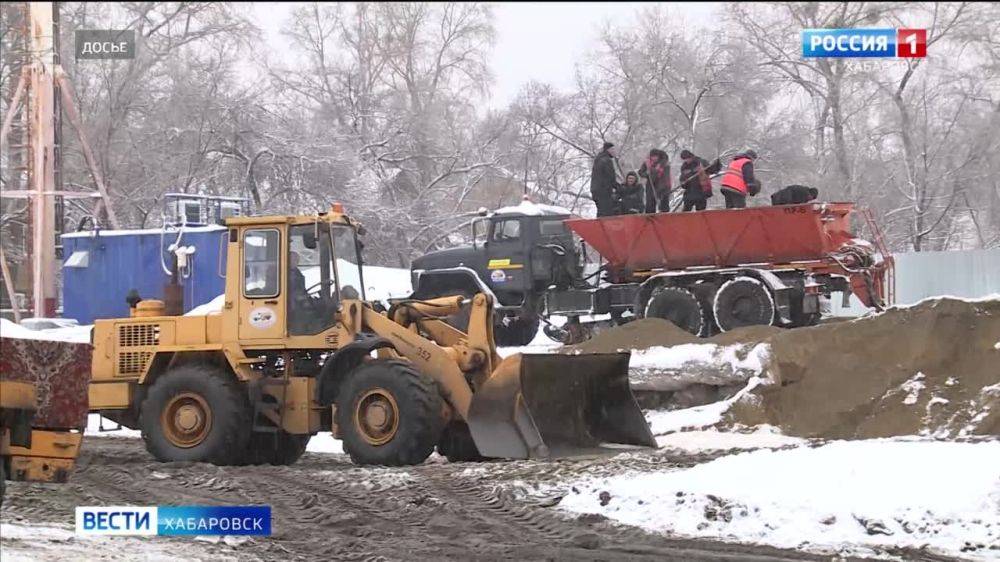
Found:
88,206 -> 655,466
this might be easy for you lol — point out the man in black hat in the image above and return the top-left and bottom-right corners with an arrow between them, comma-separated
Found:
590,141 -> 619,217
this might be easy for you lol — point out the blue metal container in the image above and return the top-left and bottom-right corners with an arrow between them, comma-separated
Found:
61,226 -> 228,324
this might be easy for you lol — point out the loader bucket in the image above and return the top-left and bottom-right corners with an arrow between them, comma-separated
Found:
466,353 -> 656,459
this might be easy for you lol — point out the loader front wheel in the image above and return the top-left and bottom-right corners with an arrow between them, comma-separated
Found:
140,364 -> 251,465
337,360 -> 444,466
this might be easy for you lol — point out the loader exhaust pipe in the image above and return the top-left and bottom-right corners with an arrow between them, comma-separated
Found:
467,353 -> 656,459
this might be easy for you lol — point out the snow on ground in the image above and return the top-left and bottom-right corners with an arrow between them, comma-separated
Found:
85,414 -> 141,438
0,522 -> 246,561
653,427 -> 805,452
306,432 -> 344,455
542,439 -> 1000,559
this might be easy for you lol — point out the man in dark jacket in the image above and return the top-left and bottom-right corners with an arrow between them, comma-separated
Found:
771,184 -> 819,205
615,171 -> 645,215
590,141 -> 619,217
720,149 -> 761,209
678,150 -> 720,212
638,148 -> 671,212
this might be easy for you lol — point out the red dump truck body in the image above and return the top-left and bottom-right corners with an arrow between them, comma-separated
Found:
565,203 -> 858,272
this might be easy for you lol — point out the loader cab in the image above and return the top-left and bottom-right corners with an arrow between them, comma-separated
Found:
231,214 -> 365,344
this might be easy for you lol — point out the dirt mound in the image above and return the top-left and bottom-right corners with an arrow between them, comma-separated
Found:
706,325 -> 783,346
566,318 -> 698,354
728,297 -> 1000,438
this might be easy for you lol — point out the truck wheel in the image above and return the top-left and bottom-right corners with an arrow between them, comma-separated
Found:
140,364 -> 251,465
494,315 -> 540,347
714,277 -> 775,332
337,360 -> 444,466
644,287 -> 705,335
1,459 -> 6,508
437,422 -> 486,462
242,432 -> 311,466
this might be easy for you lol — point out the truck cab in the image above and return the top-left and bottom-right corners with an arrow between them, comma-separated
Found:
410,201 -> 580,346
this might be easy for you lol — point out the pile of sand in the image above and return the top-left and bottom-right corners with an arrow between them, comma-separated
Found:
728,297 -> 1000,438
565,318 -> 698,353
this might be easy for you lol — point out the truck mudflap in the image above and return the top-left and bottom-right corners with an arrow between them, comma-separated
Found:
466,353 -> 656,458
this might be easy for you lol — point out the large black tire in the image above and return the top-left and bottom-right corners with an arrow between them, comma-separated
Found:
713,277 -> 775,332
644,286 -> 705,336
140,364 -> 251,465
494,314 -> 540,347
437,422 -> 486,462
337,359 -> 444,466
1,458 -> 6,509
241,432 -> 311,466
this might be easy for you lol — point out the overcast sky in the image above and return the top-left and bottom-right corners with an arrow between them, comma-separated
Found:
252,2 -> 721,108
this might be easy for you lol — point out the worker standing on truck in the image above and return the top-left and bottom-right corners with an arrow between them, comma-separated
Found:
720,149 -> 761,209
614,171 -> 646,215
678,150 -> 717,212
591,142 -> 621,217
638,148 -> 671,213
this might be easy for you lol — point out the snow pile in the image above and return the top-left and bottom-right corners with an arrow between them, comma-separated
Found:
184,294 -> 226,316
493,199 -> 571,216
0,318 -> 92,344
548,440 -> 1000,558
645,377 -> 764,434
628,343 -> 770,391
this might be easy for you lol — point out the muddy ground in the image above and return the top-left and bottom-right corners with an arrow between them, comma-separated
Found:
1,438 -> 962,562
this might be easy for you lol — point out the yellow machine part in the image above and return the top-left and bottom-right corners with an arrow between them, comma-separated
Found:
1,430 -> 83,483
0,381 -> 36,410
467,352 -> 656,459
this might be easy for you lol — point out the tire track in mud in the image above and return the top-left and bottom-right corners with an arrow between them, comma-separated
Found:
3,439 -> 856,561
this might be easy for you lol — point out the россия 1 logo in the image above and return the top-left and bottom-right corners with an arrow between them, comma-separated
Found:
801,28 -> 926,58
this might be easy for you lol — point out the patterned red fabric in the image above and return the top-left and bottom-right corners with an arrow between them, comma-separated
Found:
0,337 -> 91,430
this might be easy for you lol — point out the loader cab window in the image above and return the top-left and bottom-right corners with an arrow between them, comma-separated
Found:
491,219 -> 521,242
331,225 -> 365,301
244,229 -> 280,298
288,223 -> 338,335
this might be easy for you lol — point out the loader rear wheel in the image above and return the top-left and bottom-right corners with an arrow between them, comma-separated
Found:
714,277 -> 775,332
494,314 -> 540,347
337,360 -> 444,466
140,364 -> 251,465
242,432 -> 311,466
644,286 -> 705,335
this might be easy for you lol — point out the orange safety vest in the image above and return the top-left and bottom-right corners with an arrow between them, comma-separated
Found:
721,157 -> 750,195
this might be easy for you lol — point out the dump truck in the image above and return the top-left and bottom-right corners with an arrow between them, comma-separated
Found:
410,201 -> 894,344
88,205 -> 655,466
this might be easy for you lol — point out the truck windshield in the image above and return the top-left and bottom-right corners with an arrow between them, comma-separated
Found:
539,219 -> 569,237
331,225 -> 366,301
